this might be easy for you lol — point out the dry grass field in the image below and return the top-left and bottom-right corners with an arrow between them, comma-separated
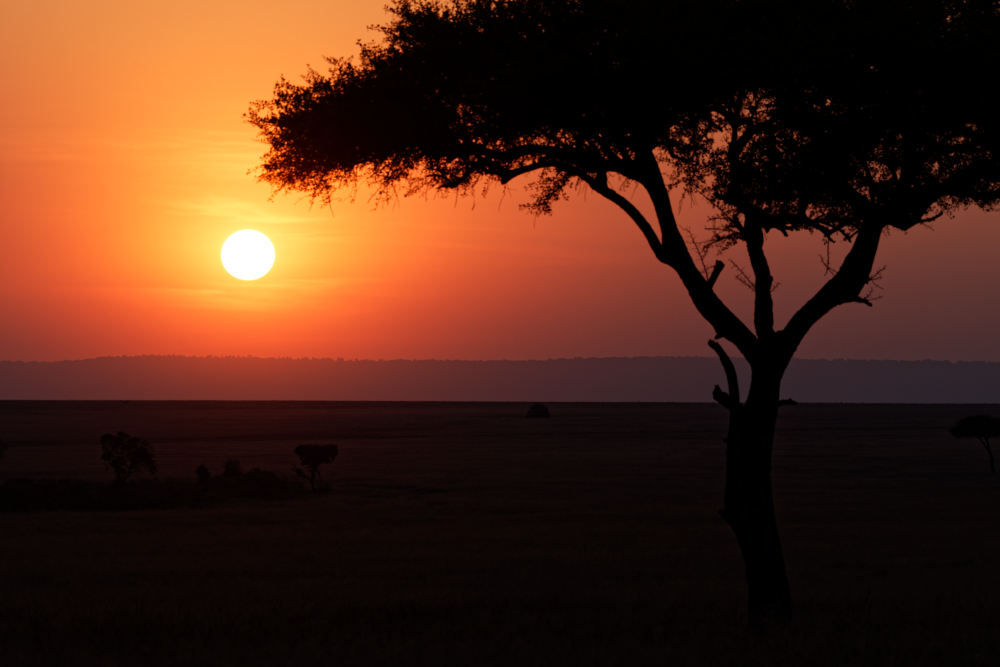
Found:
2,401 -> 999,666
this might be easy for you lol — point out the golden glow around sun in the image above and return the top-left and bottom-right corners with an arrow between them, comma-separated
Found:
221,229 -> 275,280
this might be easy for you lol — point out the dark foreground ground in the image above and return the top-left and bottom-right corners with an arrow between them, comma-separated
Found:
1,401 -> 999,666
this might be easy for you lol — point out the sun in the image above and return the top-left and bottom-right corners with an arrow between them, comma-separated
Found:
221,230 -> 275,280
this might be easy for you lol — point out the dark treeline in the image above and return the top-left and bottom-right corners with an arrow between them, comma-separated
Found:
0,356 -> 997,402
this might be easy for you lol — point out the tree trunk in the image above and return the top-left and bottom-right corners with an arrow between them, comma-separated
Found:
720,367 -> 792,628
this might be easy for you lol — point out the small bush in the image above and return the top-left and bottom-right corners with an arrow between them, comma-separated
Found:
526,403 -> 550,419
223,459 -> 242,477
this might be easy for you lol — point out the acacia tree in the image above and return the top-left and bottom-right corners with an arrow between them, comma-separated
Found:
950,415 -> 1000,473
248,0 -> 999,624
294,444 -> 339,492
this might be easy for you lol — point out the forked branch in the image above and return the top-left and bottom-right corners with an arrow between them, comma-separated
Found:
634,152 -> 758,357
783,223 -> 885,347
708,339 -> 740,411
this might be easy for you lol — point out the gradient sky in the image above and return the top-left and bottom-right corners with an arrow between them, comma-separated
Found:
2,0 -> 997,362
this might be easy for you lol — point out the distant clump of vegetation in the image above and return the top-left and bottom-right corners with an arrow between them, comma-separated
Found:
0,436 -> 305,513
0,439 -> 7,459
525,403 -> 550,419
294,444 -> 338,492
100,432 -> 157,486
195,464 -> 211,484
223,458 -> 242,477
950,415 -> 1000,473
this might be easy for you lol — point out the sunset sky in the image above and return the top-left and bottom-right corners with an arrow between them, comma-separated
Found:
2,0 -> 997,362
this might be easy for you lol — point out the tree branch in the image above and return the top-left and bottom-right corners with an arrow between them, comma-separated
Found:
496,160 -> 560,184
478,144 -> 631,184
576,172 -> 667,262
634,152 -> 758,357
476,148 -> 664,261
783,222 -> 885,350
707,260 -> 725,287
496,148 -> 759,359
708,339 -> 740,410
744,214 -> 775,337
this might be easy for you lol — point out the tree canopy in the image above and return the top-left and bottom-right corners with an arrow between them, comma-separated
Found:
249,0 -> 998,364
951,415 -> 1000,441
250,0 -> 997,222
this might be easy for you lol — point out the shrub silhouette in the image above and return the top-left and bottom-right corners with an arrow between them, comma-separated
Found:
195,464 -> 211,484
223,459 -> 242,477
99,432 -> 157,486
526,403 -> 550,419
0,439 -> 6,459
294,444 -> 338,492
950,415 -> 1000,473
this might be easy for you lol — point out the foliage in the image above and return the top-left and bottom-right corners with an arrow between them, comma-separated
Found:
99,432 -> 157,486
950,415 -> 1000,472
0,439 -> 6,459
950,415 -> 1000,440
248,0 -> 999,237
294,444 -> 339,492
223,459 -> 242,477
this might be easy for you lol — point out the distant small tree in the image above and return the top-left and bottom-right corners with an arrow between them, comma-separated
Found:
950,415 -> 1000,473
196,464 -> 212,483
294,444 -> 339,492
100,432 -> 157,486
223,459 -> 242,477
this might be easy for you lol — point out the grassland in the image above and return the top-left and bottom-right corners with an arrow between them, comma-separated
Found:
2,401 -> 999,665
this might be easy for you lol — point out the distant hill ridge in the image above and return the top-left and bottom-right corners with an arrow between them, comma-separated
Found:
0,355 -> 997,402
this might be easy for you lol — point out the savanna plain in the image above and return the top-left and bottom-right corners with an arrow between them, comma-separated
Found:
2,401 -> 999,666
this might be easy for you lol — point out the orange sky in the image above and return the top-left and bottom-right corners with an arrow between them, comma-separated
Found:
1,0 -> 997,362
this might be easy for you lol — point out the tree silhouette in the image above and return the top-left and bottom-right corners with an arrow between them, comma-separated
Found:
248,0 -> 1000,625
950,415 -> 1000,473
100,432 -> 157,486
294,444 -> 339,492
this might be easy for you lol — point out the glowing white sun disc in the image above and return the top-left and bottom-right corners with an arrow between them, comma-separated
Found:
221,230 -> 275,280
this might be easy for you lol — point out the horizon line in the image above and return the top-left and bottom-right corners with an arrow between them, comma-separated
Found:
3,354 -> 1000,365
